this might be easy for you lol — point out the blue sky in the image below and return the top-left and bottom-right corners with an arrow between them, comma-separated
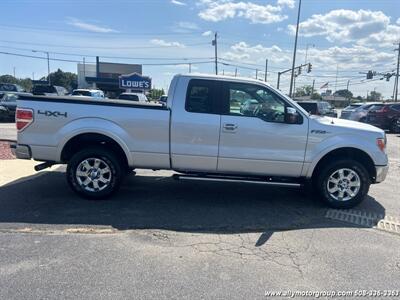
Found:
0,0 -> 399,98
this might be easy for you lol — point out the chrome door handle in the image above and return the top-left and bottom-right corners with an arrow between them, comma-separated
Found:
223,123 -> 238,130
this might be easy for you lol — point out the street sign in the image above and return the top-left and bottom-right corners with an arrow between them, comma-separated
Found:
119,73 -> 151,90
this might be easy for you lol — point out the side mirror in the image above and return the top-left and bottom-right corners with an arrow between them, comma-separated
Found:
286,107 -> 302,124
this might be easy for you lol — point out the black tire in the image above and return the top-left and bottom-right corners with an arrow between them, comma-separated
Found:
390,119 -> 400,133
66,147 -> 123,199
317,159 -> 370,209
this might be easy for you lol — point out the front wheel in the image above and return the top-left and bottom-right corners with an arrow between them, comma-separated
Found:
66,147 -> 123,199
317,160 -> 370,208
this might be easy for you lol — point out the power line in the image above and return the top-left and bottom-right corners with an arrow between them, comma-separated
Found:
0,44 -> 213,61
0,50 -> 214,66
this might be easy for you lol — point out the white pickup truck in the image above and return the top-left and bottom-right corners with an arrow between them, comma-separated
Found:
12,74 -> 388,208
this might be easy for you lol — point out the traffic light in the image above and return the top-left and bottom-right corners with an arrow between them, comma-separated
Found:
298,66 -> 302,75
307,63 -> 312,73
366,70 -> 373,79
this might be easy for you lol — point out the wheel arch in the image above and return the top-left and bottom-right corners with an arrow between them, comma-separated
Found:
310,147 -> 376,182
60,132 -> 130,169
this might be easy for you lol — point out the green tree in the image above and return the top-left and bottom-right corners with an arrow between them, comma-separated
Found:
334,89 -> 353,99
368,91 -> 382,101
0,74 -> 32,91
148,88 -> 165,100
311,92 -> 322,100
294,85 -> 313,97
48,69 -> 77,91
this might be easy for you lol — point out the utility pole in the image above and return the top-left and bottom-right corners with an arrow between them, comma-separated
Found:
189,63 -> 191,73
264,59 -> 268,82
311,79 -> 315,97
235,68 -> 237,77
256,69 -> 258,80
277,72 -> 281,89
212,32 -> 218,75
46,52 -> 51,85
289,0 -> 302,97
394,41 -> 400,102
346,79 -> 350,105
13,67 -> 15,77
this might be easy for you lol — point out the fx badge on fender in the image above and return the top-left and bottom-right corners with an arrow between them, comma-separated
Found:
311,129 -> 329,134
38,110 -> 68,118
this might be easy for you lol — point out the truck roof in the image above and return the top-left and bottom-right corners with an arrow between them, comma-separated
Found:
175,73 -> 272,87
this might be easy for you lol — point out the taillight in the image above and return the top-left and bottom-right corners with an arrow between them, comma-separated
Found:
16,108 -> 34,131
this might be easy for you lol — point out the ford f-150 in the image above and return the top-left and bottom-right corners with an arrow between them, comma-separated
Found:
11,74 -> 389,208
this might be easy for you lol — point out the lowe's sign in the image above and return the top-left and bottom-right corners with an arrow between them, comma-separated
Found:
119,73 -> 151,90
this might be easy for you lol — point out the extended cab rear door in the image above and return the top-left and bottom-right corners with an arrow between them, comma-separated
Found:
170,77 -> 221,172
217,81 -> 308,177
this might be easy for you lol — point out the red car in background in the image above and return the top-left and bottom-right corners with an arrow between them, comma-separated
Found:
365,103 -> 400,132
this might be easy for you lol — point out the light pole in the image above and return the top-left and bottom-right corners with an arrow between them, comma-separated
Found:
32,50 -> 51,85
289,0 -> 302,98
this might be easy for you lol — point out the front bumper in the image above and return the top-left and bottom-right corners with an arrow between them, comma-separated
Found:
10,143 -> 32,160
375,165 -> 389,183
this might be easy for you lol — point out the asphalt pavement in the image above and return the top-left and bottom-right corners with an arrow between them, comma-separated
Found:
0,123 -> 399,299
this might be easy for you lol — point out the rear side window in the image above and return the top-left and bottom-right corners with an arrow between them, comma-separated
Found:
298,102 -> 317,114
390,104 -> 400,111
185,79 -> 217,114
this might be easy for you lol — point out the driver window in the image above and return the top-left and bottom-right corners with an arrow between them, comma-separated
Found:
227,83 -> 286,123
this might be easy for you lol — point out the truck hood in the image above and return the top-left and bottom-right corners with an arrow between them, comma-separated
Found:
310,115 -> 384,136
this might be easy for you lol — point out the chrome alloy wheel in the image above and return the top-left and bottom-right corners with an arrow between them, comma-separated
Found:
76,158 -> 112,192
327,168 -> 361,201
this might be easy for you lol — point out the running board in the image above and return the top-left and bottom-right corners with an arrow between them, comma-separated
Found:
172,174 -> 302,188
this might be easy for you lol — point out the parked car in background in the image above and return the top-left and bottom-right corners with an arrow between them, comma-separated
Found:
32,85 -> 68,96
340,102 -> 380,122
296,101 -> 337,117
118,92 -> 148,102
365,103 -> 400,132
392,117 -> 400,133
0,83 -> 25,92
0,92 -> 32,121
0,104 -> 8,121
158,95 -> 168,104
72,89 -> 105,99
340,103 -> 363,119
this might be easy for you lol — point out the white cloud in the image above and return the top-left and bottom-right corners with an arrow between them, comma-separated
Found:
277,0 -> 295,9
177,21 -> 200,30
171,0 -> 186,6
288,9 -> 400,46
66,18 -> 117,33
197,0 -> 294,24
202,30 -> 213,36
150,39 -> 186,48
397,18 -> 400,25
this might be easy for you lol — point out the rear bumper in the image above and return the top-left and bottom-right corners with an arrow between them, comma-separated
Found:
375,165 -> 389,183
10,143 -> 31,160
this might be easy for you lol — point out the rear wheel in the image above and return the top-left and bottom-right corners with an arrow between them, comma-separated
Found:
66,147 -> 123,199
390,119 -> 400,133
317,160 -> 370,208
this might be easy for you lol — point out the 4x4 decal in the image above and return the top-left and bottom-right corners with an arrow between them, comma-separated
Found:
38,110 -> 67,118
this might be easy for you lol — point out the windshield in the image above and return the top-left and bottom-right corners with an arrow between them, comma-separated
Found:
33,85 -> 56,94
119,94 -> 139,101
72,90 -> 92,96
369,104 -> 384,111
343,104 -> 362,111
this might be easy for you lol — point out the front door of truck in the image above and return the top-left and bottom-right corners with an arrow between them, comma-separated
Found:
217,81 -> 308,177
